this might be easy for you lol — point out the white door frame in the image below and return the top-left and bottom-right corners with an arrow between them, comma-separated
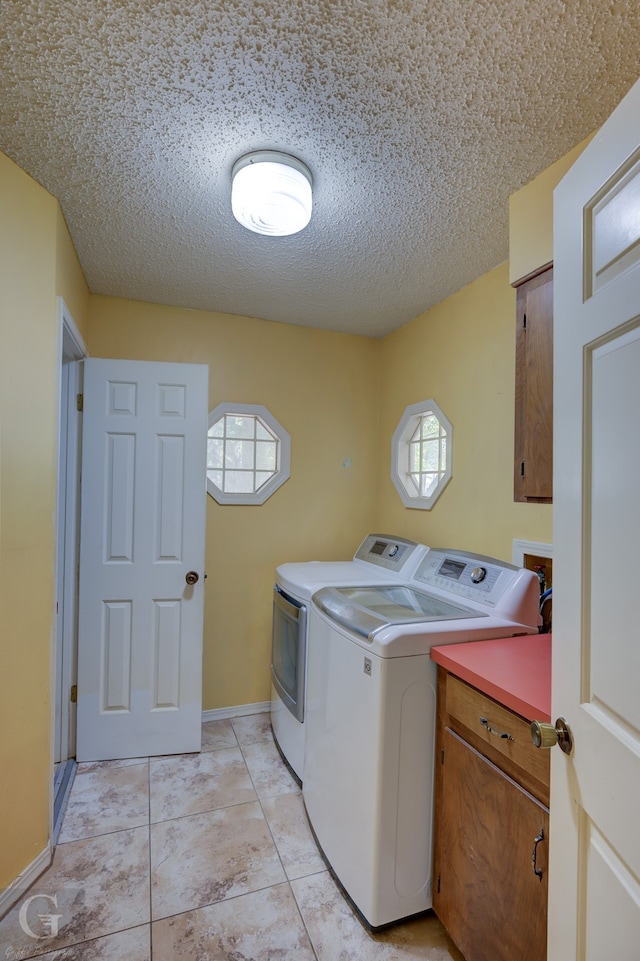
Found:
53,298 -> 87,777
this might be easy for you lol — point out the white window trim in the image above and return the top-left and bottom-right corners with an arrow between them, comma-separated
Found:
391,399 -> 453,510
207,402 -> 291,505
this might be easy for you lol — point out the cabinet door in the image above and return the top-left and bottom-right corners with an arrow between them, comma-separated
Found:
514,266 -> 553,501
435,728 -> 549,961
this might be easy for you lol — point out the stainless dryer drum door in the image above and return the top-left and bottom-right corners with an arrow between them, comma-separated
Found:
271,585 -> 307,722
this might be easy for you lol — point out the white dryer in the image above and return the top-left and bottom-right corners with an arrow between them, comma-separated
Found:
302,548 -> 541,930
270,534 -> 429,781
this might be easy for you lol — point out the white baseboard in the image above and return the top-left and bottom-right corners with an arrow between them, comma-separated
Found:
202,701 -> 270,723
0,841 -> 52,920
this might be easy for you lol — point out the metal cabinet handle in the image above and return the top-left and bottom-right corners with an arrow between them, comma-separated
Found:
532,829 -> 545,880
185,571 -> 199,586
480,716 -> 514,741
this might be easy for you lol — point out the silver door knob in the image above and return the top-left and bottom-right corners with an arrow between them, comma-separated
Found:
185,571 -> 199,586
531,717 -> 573,755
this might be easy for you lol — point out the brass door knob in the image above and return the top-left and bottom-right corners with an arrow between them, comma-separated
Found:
531,717 -> 573,755
185,571 -> 199,586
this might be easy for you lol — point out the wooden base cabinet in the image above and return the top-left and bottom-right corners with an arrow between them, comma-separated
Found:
433,669 -> 550,961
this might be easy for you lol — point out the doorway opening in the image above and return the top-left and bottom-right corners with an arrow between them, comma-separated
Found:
53,299 -> 87,840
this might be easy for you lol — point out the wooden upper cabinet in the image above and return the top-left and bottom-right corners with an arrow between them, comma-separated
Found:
514,265 -> 553,502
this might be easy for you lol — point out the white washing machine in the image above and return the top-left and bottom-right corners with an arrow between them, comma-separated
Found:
270,534 -> 429,781
302,548 -> 541,930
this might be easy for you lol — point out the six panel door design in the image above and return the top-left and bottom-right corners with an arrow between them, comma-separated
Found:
76,359 -> 208,761
551,76 -> 640,957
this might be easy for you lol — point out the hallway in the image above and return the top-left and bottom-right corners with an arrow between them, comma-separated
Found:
0,713 -> 463,960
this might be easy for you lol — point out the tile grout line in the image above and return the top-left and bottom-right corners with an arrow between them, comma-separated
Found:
24,757 -> 152,959
55,720 -> 322,959
56,759 -> 150,846
58,796 -> 160,961
147,757 -> 154,960
149,795 -> 265,828
230,716 -> 321,961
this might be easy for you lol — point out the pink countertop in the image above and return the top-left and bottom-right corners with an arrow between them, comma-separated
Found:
430,633 -> 551,722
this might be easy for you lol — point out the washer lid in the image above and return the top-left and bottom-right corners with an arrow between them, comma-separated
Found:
313,584 -> 481,640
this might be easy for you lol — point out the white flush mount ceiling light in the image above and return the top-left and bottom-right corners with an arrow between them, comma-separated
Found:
231,150 -> 313,236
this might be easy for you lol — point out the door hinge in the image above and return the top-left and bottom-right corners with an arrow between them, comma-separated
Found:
70,685 -> 77,703
436,874 -> 441,894
523,312 -> 527,329
520,460 -> 525,477
76,393 -> 84,412
441,746 -> 445,764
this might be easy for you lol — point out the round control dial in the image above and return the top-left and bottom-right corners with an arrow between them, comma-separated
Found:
470,566 -> 487,583
388,545 -> 399,557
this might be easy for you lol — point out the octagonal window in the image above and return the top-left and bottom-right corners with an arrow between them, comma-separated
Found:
391,399 -> 452,509
207,403 -> 290,505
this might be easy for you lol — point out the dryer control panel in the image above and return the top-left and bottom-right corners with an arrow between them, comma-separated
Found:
354,533 -> 425,573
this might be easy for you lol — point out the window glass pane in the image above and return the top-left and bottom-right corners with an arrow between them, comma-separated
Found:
255,471 -> 273,491
207,469 -> 223,488
225,439 -> 254,469
421,473 -> 438,496
239,439 -> 256,469
209,420 -> 224,438
422,438 -> 440,472
409,439 -> 421,472
256,441 -> 277,471
224,470 -> 254,493
226,416 -> 254,439
421,414 -> 439,437
407,472 -> 420,493
256,421 -> 275,441
207,437 -> 223,469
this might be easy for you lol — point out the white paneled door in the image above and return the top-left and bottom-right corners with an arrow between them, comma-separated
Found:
76,359 -> 208,762
551,78 -> 640,956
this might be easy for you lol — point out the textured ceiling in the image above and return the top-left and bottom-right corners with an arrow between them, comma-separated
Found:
1,1 -> 639,337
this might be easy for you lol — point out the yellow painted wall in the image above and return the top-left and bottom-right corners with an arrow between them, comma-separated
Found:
509,134 -> 594,284
87,296 -> 380,708
56,207 -> 90,335
0,153 -> 59,888
375,262 -> 552,562
0,152 -> 89,894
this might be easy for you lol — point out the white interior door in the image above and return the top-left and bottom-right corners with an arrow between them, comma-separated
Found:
76,358 -> 208,762
551,77 -> 640,957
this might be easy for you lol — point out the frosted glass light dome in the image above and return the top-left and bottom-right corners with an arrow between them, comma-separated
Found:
231,151 -> 313,236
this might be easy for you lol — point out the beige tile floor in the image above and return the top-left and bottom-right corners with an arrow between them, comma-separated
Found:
0,713 -> 465,960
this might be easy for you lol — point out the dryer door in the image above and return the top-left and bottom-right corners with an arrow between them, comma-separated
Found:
271,586 -> 307,722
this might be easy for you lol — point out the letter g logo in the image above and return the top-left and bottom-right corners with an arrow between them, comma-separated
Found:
18,894 -> 62,940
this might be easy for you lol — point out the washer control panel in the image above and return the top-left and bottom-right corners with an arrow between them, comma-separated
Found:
414,550 -> 516,605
